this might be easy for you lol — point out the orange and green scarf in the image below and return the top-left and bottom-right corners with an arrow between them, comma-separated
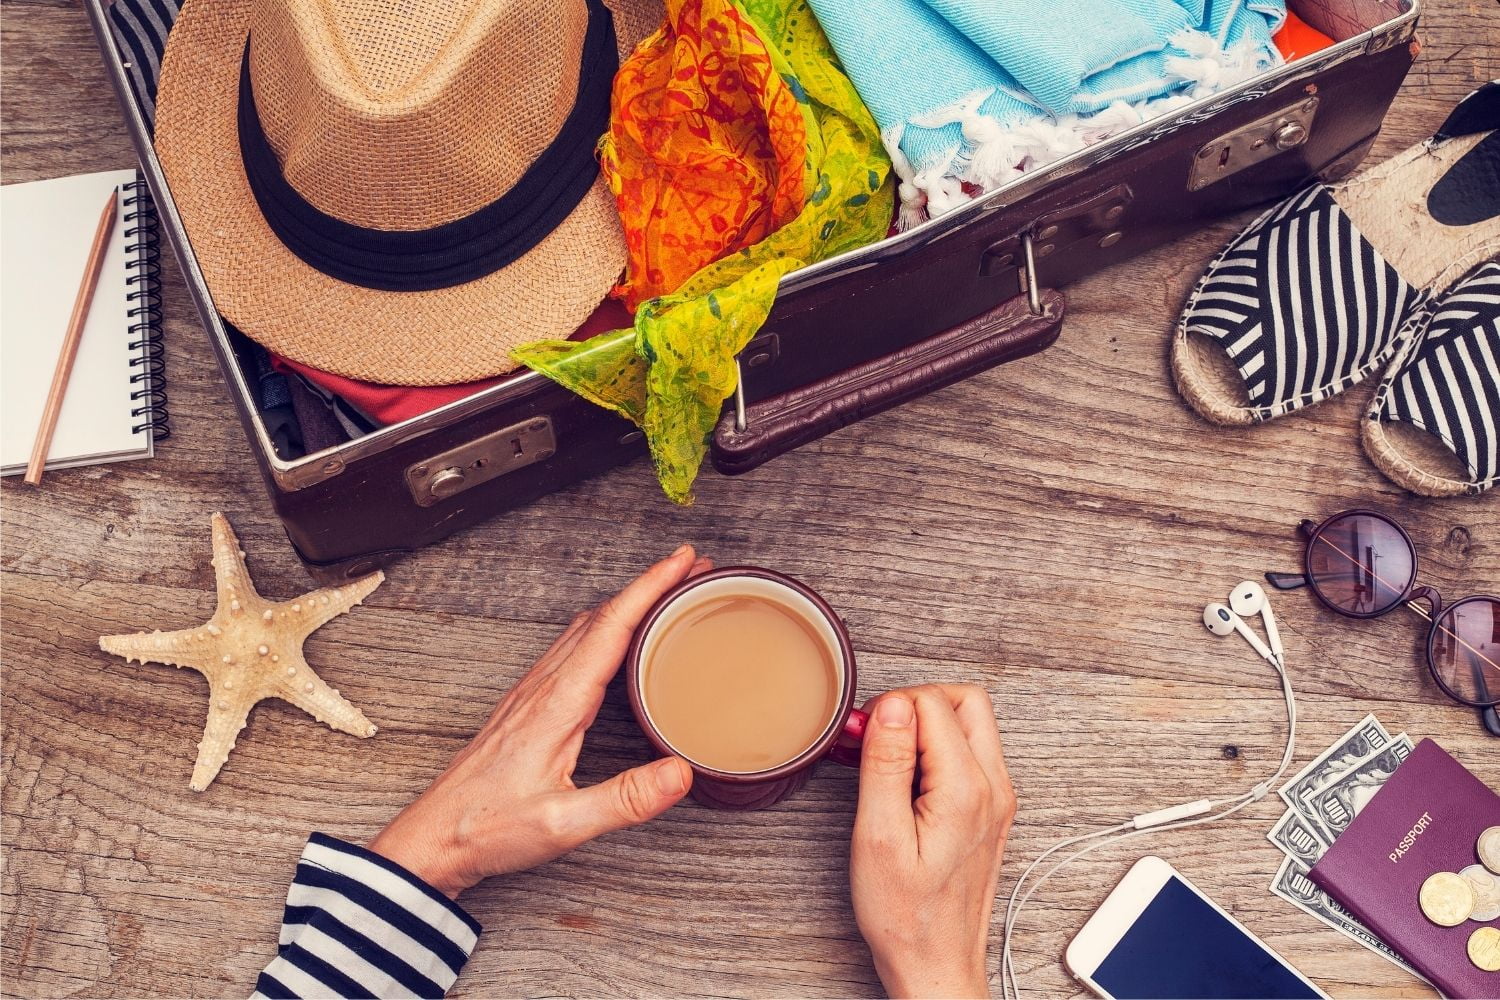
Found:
513,0 -> 893,503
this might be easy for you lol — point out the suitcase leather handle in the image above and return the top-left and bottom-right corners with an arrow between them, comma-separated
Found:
711,289 -> 1066,476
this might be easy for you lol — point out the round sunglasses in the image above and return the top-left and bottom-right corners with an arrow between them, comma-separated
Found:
1266,509 -> 1500,726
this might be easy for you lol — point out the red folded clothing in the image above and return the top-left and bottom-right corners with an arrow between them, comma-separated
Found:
271,299 -> 634,426
1273,11 -> 1335,61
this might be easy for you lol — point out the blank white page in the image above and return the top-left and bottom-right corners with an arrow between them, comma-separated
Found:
2,169 -> 151,474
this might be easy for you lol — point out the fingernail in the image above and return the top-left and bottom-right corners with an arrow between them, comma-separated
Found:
655,757 -> 688,795
669,543 -> 691,559
875,697 -> 913,727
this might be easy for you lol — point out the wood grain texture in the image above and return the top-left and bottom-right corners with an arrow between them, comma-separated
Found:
2,1 -> 1497,996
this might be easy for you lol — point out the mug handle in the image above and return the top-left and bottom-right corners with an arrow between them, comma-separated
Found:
826,708 -> 869,768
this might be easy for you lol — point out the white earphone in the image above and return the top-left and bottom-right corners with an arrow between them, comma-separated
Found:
1229,580 -> 1283,665
1001,581 -> 1298,1000
1203,601 -> 1279,667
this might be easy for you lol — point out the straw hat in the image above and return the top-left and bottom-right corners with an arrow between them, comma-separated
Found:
154,0 -> 662,385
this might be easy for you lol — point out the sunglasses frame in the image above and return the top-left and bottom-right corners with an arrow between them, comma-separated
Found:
1267,509 -> 1500,725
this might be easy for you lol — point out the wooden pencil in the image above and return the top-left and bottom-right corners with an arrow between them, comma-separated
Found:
23,188 -> 119,486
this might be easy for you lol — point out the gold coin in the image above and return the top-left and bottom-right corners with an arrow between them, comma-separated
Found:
1420,872 -> 1476,927
1468,926 -> 1500,973
1479,826 -> 1500,876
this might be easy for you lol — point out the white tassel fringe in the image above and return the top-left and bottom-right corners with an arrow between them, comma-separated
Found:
889,34 -> 1279,230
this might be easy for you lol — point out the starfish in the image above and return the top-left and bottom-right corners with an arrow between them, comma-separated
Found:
99,513 -> 383,791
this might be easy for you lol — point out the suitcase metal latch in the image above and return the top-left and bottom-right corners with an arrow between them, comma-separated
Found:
1189,95 -> 1319,191
405,417 -> 555,506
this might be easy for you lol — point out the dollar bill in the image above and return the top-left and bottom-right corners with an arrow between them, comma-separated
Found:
1278,714 -> 1391,822
1303,734 -> 1415,841
1267,808 -> 1331,867
1270,856 -> 1422,980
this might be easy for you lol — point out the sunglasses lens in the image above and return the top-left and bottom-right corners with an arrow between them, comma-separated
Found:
1431,597 -> 1500,707
1307,512 -> 1414,615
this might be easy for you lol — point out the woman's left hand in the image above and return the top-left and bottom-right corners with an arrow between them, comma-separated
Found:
368,545 -> 709,899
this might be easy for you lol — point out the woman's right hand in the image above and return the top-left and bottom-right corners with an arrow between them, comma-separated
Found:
849,684 -> 1016,998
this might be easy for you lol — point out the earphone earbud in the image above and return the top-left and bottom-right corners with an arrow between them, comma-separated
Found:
1202,603 -> 1278,665
1229,580 -> 1283,664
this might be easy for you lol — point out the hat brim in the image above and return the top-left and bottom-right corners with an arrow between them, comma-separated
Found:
155,0 -> 646,386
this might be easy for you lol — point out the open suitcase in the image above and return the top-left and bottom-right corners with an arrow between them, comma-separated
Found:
85,0 -> 1420,582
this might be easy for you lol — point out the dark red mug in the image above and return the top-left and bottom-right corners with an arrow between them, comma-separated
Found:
625,567 -> 868,810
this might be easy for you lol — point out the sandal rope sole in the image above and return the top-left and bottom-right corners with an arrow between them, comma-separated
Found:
1360,410 -> 1483,496
1360,261 -> 1500,497
1173,130 -> 1500,426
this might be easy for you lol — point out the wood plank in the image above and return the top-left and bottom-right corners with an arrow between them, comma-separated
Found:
2,0 -> 1497,997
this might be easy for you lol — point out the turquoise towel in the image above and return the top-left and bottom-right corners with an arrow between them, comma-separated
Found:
809,0 -> 1032,221
925,0 -> 1192,116
807,0 -> 1284,226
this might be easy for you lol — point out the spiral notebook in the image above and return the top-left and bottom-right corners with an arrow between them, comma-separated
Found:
1,169 -> 167,475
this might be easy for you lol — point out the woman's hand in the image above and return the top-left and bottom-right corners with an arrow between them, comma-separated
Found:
368,545 -> 708,899
850,684 -> 1016,998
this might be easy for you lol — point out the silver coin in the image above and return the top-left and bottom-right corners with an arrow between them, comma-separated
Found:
1480,826 -> 1500,875
1460,864 -> 1500,922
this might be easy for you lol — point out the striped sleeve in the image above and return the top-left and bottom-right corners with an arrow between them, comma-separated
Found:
252,833 -> 481,999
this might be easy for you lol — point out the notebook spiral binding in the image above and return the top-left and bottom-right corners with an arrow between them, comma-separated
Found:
123,175 -> 169,440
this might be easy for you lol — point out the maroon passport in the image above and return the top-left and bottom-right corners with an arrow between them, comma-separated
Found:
1309,739 -> 1500,998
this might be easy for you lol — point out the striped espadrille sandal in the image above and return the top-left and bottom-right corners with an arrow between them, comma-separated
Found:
1362,260 -> 1500,497
1172,82 -> 1500,426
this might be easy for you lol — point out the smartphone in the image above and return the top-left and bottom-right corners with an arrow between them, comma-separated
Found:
1065,856 -> 1327,1000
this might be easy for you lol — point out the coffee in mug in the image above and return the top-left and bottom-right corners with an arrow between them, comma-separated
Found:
642,589 -> 839,773
627,567 -> 868,810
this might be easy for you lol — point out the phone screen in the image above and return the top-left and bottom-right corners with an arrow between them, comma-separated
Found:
1091,876 -> 1321,999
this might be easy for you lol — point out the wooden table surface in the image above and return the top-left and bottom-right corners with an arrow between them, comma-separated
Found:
3,1 -> 1498,996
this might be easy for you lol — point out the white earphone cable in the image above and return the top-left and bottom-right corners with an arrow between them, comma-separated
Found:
999,612 -> 1297,1000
